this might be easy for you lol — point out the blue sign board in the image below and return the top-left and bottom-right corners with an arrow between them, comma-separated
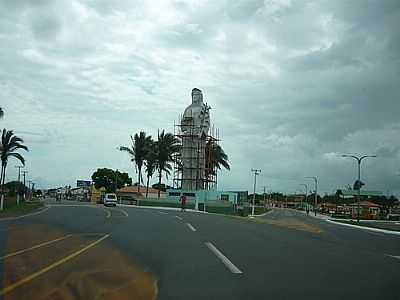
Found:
77,180 -> 91,187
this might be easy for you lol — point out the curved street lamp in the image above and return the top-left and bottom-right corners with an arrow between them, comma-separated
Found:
341,154 -> 376,222
299,183 -> 308,211
305,177 -> 318,216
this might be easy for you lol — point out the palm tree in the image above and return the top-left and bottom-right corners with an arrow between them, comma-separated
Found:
144,140 -> 157,198
155,130 -> 180,198
120,131 -> 152,194
0,129 -> 28,210
205,138 -> 230,189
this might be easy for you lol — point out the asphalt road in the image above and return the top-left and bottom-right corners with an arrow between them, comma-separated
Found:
1,200 -> 399,300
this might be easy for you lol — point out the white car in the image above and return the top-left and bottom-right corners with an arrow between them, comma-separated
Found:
104,193 -> 118,207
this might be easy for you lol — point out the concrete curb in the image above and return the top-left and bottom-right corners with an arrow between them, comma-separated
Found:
252,209 -> 273,217
326,219 -> 400,236
0,206 -> 50,221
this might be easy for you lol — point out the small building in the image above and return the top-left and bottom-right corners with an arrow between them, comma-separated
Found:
166,189 -> 238,206
117,185 -> 165,201
90,186 -> 106,203
227,191 -> 248,204
349,201 -> 381,219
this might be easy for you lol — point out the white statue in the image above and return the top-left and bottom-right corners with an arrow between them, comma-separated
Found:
182,88 -> 210,137
180,88 -> 210,190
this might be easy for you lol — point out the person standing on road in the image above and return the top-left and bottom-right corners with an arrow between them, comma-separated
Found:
180,194 -> 187,212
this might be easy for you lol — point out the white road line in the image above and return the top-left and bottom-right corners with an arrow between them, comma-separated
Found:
175,216 -> 183,221
0,206 -> 50,221
158,211 -> 168,215
186,223 -> 197,232
368,231 -> 386,237
387,255 -> 400,260
0,234 -> 72,260
112,208 -> 128,217
205,242 -> 243,274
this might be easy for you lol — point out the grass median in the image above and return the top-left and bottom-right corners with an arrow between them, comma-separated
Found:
0,197 -> 44,218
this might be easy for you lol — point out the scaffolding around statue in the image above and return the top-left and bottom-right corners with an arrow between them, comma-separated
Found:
173,113 -> 221,191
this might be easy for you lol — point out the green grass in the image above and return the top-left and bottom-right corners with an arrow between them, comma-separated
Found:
0,198 -> 44,218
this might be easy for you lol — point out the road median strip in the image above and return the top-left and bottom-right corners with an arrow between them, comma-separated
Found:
326,219 -> 400,236
0,234 -> 110,296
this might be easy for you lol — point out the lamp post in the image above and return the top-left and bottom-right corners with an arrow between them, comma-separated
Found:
341,154 -> 376,222
251,169 -> 261,217
300,183 -> 308,211
305,177 -> 318,216
15,165 -> 24,205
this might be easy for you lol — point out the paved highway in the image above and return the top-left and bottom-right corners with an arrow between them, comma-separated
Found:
0,200 -> 399,300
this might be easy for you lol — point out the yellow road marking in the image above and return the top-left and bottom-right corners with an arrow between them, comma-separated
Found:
0,234 -> 110,296
0,235 -> 72,260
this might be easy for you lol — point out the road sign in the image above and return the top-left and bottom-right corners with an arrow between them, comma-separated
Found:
77,180 -> 91,187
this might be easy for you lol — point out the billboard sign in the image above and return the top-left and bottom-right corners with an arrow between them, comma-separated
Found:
77,180 -> 91,187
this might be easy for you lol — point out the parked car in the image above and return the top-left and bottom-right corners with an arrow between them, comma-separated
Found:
104,193 -> 117,207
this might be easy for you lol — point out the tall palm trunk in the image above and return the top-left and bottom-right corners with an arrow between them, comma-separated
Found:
158,169 -> 162,198
146,175 -> 150,198
0,164 -> 6,210
137,168 -> 141,193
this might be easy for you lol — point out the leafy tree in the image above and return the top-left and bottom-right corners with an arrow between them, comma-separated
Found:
0,129 -> 28,210
205,138 -> 230,188
120,132 -> 152,193
91,168 -> 132,193
155,130 -> 180,198
4,181 -> 26,197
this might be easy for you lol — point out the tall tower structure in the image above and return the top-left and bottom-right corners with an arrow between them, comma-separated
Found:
180,88 -> 210,190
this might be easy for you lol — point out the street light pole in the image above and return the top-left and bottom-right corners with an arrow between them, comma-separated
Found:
263,186 -> 266,207
22,171 -> 28,201
342,154 -> 376,222
300,183 -> 308,211
15,166 -> 23,205
305,177 -> 318,216
251,169 -> 261,217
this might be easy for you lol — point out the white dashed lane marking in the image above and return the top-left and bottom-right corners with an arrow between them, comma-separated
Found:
186,223 -> 197,232
205,242 -> 243,274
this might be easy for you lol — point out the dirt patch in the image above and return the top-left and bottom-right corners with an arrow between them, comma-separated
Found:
2,224 -> 158,300
228,215 -> 323,233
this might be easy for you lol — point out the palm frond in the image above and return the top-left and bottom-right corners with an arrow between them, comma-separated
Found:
8,152 -> 25,165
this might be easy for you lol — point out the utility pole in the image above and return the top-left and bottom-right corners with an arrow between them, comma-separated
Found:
22,170 -> 28,201
115,169 -> 118,193
31,182 -> 35,199
263,186 -> 266,208
342,155 -> 376,222
251,169 -> 261,217
15,166 -> 24,205
300,183 -> 308,211
28,180 -> 32,201
305,177 -> 318,216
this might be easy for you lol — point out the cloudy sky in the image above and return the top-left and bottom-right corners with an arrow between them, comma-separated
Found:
1,0 -> 399,195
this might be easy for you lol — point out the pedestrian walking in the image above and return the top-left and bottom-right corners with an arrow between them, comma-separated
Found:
180,194 -> 187,212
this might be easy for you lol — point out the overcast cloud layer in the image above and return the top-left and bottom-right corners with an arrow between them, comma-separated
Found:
1,0 -> 399,195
